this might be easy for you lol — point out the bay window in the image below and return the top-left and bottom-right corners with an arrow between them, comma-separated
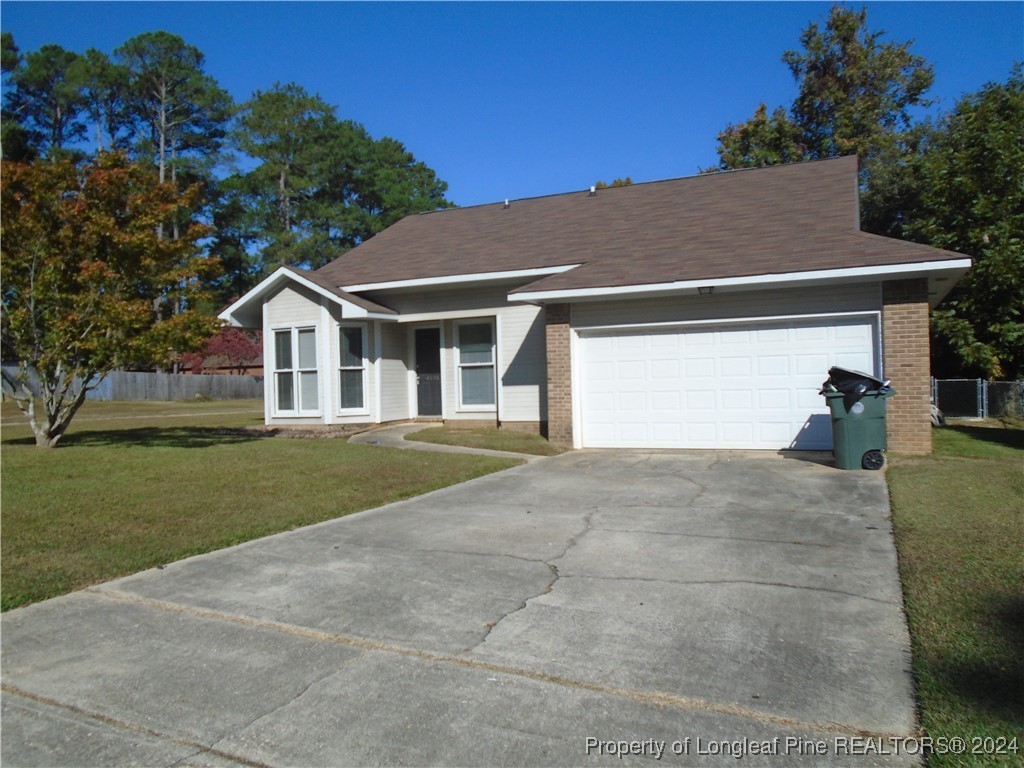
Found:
273,327 -> 319,414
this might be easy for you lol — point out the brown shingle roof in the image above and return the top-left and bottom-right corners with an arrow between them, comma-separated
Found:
314,156 -> 965,293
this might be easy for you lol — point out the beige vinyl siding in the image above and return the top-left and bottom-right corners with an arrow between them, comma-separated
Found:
496,305 -> 546,423
265,284 -> 322,326
571,283 -> 882,328
379,322 -> 411,422
368,285 -> 546,423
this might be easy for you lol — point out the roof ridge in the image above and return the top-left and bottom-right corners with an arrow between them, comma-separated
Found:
420,155 -> 857,215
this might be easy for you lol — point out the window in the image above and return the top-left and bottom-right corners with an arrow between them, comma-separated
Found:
457,321 -> 495,408
273,327 -> 319,414
339,325 -> 366,412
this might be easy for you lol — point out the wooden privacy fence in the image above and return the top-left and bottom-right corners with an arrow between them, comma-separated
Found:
2,366 -> 263,402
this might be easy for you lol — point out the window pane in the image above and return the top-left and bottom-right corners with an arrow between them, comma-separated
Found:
276,372 -> 294,411
461,365 -> 495,405
340,369 -> 364,409
274,331 -> 292,370
299,371 -> 319,411
340,327 -> 363,368
298,328 -> 317,369
459,323 -> 493,364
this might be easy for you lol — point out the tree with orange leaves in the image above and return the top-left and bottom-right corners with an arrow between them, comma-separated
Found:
1,152 -> 220,447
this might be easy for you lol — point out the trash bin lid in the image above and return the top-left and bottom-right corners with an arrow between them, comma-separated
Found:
827,366 -> 889,390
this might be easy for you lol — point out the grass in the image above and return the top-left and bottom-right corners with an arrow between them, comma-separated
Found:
405,425 -> 566,456
1,400 -> 520,611
887,423 -> 1023,767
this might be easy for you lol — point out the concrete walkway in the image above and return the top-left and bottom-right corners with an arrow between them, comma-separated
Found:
349,422 -> 548,462
2,451 -> 917,767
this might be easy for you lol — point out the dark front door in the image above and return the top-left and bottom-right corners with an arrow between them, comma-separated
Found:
415,328 -> 442,416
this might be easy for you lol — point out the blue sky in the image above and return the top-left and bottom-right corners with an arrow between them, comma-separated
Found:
2,2 -> 1021,206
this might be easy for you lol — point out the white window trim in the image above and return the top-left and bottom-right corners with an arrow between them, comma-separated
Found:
271,325 -> 322,417
338,323 -> 370,416
455,319 -> 497,412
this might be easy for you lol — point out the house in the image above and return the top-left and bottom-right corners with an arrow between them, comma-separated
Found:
219,156 -> 970,454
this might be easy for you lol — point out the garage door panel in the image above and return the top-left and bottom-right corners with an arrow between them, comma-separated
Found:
652,422 -> 682,442
686,358 -> 715,376
616,361 -> 646,380
720,390 -> 753,410
650,359 -> 680,379
580,316 -> 877,450
650,334 -> 679,349
795,389 -> 823,409
758,421 -> 795,443
651,390 -> 681,411
687,423 -> 717,443
796,354 -> 829,375
686,390 -> 716,410
720,359 -> 751,380
795,326 -> 829,341
619,422 -> 648,441
618,391 -> 647,411
722,423 -> 754,443
835,351 -> 873,372
758,389 -> 791,410
721,330 -> 752,344
756,327 -> 788,343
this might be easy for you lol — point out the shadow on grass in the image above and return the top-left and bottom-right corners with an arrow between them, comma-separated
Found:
948,424 -> 1024,450
929,594 -> 1024,722
4,426 -> 268,449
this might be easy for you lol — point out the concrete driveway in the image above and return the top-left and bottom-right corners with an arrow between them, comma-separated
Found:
2,451 -> 918,767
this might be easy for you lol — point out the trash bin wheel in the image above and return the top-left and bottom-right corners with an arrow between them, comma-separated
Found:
862,450 -> 885,470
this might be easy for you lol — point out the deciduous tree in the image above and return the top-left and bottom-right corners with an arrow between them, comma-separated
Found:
709,5 -> 933,170
900,69 -> 1023,378
1,153 -> 220,447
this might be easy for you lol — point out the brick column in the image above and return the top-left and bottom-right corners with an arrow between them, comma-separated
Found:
545,303 -> 573,446
882,278 -> 932,454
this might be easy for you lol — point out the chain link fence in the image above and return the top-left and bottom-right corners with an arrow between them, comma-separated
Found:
932,378 -> 1024,419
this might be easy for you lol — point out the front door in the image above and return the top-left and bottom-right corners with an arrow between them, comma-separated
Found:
414,328 -> 442,416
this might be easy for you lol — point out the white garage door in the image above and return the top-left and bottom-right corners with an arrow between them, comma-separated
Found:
579,317 -> 877,450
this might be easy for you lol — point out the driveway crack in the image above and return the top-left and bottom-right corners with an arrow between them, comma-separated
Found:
559,573 -> 898,606
208,654 -> 363,753
469,511 -> 594,652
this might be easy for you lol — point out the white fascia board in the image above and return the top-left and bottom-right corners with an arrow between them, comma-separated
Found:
341,264 -> 580,293
510,259 -> 972,303
218,266 -> 396,325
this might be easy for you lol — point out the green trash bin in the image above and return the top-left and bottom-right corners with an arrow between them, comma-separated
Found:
823,389 -> 895,470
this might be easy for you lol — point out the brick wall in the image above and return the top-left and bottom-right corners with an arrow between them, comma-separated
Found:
545,303 -> 574,445
882,278 -> 932,454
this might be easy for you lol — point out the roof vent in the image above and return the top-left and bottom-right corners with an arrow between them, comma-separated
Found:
503,199 -> 510,209
588,186 -> 596,197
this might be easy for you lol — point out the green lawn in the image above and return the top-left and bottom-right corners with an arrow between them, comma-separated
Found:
405,425 -> 566,456
888,423 -> 1023,767
1,400 -> 520,610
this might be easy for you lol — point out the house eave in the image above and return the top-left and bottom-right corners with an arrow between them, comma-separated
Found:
340,264 -> 581,293
509,259 -> 971,308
